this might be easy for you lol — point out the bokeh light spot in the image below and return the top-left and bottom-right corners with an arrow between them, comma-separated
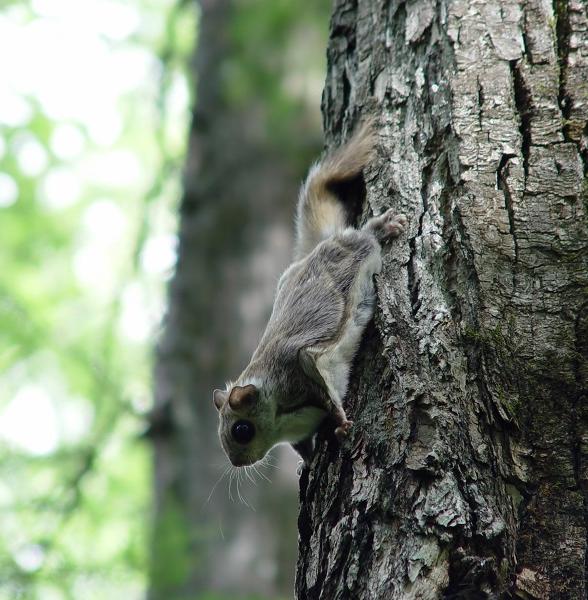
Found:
0,172 -> 18,207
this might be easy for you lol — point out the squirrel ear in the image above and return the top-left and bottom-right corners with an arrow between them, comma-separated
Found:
228,384 -> 259,411
213,389 -> 228,411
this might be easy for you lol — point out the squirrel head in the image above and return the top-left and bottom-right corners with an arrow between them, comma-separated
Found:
213,382 -> 275,467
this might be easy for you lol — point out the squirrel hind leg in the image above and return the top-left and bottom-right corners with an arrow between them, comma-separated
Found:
364,210 -> 408,242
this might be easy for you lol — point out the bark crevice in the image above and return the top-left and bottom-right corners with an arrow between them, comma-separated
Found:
509,59 -> 532,182
497,154 -> 520,288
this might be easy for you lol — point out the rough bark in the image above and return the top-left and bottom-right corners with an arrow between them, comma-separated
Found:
296,1 -> 587,598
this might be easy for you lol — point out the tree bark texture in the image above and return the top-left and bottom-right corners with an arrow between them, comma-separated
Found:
296,1 -> 587,598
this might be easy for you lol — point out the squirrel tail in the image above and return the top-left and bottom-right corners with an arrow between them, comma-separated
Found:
294,119 -> 376,259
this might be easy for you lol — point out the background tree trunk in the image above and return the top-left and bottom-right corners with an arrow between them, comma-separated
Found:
296,0 -> 587,598
149,1 -> 328,597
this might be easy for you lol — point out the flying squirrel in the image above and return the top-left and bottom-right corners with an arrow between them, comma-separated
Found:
213,119 -> 408,468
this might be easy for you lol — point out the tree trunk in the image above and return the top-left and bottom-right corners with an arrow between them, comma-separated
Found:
296,0 -> 587,598
149,0 -> 314,597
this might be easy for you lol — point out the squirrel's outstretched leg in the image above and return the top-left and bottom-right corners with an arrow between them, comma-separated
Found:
299,347 -> 354,442
313,360 -> 355,442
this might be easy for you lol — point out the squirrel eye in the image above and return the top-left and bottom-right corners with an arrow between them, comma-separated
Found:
231,420 -> 255,444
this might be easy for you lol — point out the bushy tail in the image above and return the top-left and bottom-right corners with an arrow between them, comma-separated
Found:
294,119 -> 376,259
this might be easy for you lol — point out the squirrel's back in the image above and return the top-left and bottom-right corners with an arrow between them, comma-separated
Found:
294,120 -> 375,259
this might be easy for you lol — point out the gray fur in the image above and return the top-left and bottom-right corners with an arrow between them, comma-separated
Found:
214,123 -> 408,467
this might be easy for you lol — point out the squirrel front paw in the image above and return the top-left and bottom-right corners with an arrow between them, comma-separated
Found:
334,419 -> 354,442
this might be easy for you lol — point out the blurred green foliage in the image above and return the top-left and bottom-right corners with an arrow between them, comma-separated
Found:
0,0 -> 195,597
0,0 -> 329,597
228,0 -> 331,169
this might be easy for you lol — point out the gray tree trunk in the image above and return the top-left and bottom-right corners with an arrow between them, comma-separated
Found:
296,0 -> 587,598
149,0 -> 310,596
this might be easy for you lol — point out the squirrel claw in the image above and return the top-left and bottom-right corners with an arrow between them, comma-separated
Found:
334,420 -> 354,442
